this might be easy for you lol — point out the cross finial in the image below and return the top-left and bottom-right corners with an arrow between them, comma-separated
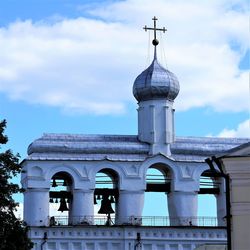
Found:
143,16 -> 167,46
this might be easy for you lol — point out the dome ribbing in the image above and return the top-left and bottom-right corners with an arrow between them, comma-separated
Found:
133,55 -> 180,102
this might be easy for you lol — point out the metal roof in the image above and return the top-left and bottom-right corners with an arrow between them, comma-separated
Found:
133,57 -> 180,102
26,133 -> 249,162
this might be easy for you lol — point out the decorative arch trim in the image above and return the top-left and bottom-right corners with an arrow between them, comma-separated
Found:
140,155 -> 177,179
192,163 -> 211,181
139,155 -> 177,190
89,161 -> 126,188
44,164 -> 84,189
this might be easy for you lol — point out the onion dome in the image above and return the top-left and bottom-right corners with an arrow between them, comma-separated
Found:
133,51 -> 180,102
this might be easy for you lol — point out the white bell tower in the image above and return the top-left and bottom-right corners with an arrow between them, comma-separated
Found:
20,16 -> 232,250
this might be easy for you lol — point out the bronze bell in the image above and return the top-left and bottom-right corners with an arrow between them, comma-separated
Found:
110,196 -> 115,203
58,198 -> 69,212
98,194 -> 115,214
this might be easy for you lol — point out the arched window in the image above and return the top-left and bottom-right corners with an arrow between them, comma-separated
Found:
198,170 -> 225,226
49,172 -> 73,226
143,164 -> 171,226
94,168 -> 119,225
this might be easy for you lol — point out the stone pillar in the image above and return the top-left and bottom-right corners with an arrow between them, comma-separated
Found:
168,191 -> 198,226
70,189 -> 94,225
216,178 -> 227,226
116,190 -> 144,225
23,188 -> 50,226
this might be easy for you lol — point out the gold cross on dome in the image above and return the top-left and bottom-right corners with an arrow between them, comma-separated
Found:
143,16 -> 167,46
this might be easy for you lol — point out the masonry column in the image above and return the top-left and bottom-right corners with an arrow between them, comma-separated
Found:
116,190 -> 144,225
70,189 -> 94,225
23,188 -> 50,226
216,178 -> 227,226
168,191 -> 198,226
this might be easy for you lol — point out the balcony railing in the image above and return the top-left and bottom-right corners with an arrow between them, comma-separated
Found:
49,216 -> 223,227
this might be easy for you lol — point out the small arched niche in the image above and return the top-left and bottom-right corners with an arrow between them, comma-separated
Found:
94,168 -> 119,225
31,166 -> 43,177
143,163 -> 171,224
49,171 -> 73,226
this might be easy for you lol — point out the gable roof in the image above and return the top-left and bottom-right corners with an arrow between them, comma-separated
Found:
218,142 -> 250,158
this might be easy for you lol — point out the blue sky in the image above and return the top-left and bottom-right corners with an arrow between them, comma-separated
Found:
0,0 -> 249,217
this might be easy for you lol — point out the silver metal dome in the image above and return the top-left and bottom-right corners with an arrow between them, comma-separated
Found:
133,55 -> 180,102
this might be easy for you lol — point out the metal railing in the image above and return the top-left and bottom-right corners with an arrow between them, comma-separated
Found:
49,216 -> 223,227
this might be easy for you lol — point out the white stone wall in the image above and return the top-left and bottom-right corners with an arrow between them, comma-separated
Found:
29,226 -> 227,250
21,155 -> 226,227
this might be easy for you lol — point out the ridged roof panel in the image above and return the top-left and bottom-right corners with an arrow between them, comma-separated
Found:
26,133 -> 249,162
133,57 -> 180,102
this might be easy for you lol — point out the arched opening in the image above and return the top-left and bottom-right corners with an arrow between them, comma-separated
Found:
49,171 -> 73,226
94,168 -> 119,225
198,170 -> 225,226
143,164 -> 171,226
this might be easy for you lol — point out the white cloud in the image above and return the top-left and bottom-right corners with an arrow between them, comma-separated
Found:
0,0 -> 249,114
218,119 -> 250,137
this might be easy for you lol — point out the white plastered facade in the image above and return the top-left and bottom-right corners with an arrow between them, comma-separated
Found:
22,156 -> 208,227
220,144 -> 250,250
